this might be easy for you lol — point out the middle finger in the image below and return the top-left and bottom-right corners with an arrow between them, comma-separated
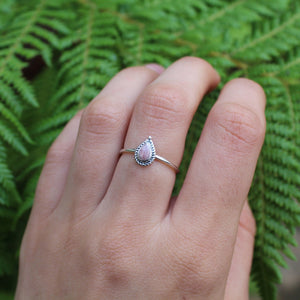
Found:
57,66 -> 161,218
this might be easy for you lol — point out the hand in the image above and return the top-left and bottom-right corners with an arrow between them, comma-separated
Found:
16,57 -> 266,299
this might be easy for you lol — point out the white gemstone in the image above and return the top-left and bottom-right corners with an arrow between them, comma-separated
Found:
137,142 -> 152,161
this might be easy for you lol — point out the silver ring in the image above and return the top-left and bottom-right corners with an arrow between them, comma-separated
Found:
120,136 -> 179,173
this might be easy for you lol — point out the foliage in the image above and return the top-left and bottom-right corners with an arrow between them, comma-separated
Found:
0,0 -> 299,299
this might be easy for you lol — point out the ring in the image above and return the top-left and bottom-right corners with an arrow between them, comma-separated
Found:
120,136 -> 179,173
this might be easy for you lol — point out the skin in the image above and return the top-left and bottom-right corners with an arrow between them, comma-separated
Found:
16,57 -> 266,300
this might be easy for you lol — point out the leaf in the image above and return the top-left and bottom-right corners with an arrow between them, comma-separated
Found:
1,1 -> 300,299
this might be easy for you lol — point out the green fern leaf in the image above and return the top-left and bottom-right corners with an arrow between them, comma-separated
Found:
248,72 -> 300,299
0,2 -> 299,299
0,0 -> 73,210
52,4 -> 120,111
230,2 -> 300,61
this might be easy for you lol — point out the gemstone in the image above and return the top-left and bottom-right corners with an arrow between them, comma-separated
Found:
135,136 -> 156,166
137,141 -> 152,161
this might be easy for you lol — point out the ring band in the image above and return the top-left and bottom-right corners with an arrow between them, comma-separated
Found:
120,136 -> 179,173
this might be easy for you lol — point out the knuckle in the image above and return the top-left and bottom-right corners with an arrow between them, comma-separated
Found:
166,228 -> 221,296
139,83 -> 189,125
167,224 -> 228,296
45,113 -> 83,164
97,231 -> 134,286
211,103 -> 265,151
83,99 -> 123,136
46,143 -> 71,165
177,255 -> 224,296
168,244 -> 222,296
178,266 -> 221,297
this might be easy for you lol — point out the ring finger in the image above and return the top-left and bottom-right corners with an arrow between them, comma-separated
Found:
103,57 -> 220,223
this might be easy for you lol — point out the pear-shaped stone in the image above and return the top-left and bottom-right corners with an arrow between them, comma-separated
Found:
137,141 -> 152,161
135,136 -> 156,166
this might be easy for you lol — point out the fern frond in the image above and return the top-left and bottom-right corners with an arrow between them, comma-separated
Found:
0,103 -> 32,144
0,1 -> 299,299
52,3 -> 119,112
0,0 -> 73,208
0,0 -> 74,148
0,0 -> 17,30
19,2 -> 122,204
0,121 -> 28,156
230,1 -> 300,62
249,73 -> 300,299
0,142 -> 15,197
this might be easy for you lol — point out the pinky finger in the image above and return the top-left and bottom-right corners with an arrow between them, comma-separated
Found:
224,201 -> 256,300
31,110 -> 83,219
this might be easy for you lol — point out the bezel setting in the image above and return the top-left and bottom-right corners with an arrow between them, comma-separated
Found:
134,136 -> 156,166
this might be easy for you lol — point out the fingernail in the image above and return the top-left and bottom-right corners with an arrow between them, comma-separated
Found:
145,63 -> 165,74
